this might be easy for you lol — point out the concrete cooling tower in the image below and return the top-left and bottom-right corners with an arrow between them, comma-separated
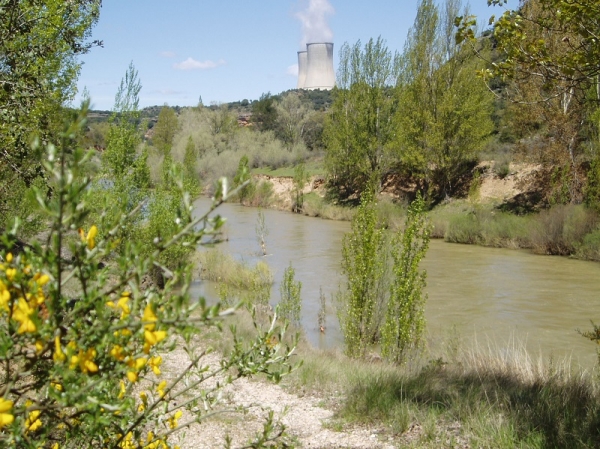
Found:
297,51 -> 308,89
297,42 -> 335,90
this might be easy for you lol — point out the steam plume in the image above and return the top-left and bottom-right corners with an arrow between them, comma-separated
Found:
296,0 -> 334,47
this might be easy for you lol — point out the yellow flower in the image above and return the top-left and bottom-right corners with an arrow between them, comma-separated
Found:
51,382 -> 63,392
143,330 -> 167,354
24,401 -> 42,433
0,280 -> 10,311
138,391 -> 148,412
35,340 -> 44,353
12,298 -> 36,334
5,267 -> 16,281
113,328 -> 132,338
79,225 -> 98,250
168,410 -> 183,429
119,432 -> 135,449
126,371 -> 138,383
117,296 -> 130,318
52,443 -> 60,449
53,336 -> 66,362
6,253 -> 13,263
70,348 -> 98,374
149,355 -> 162,375
110,345 -> 126,361
143,304 -> 157,331
33,272 -> 50,287
0,398 -> 14,429
156,380 -> 167,398
118,380 -> 126,399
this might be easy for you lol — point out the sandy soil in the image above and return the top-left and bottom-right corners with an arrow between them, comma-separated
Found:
476,161 -> 542,202
160,345 -> 396,449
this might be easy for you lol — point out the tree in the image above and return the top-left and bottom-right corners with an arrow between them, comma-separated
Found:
381,194 -> 430,363
457,0 -> 600,202
324,37 -> 400,198
182,136 -> 200,194
395,0 -> 494,200
292,162 -> 309,213
102,62 -> 143,181
0,0 -> 101,230
274,93 -> 312,148
251,92 -> 279,132
278,264 -> 302,326
461,0 -> 600,102
337,188 -> 387,358
153,105 -> 179,157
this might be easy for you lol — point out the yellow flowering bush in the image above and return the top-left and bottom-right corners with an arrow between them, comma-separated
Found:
0,108 -> 295,448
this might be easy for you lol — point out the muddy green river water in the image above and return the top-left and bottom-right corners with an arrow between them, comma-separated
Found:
192,198 -> 600,369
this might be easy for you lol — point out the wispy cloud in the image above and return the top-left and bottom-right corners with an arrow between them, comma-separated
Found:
159,51 -> 177,58
172,57 -> 226,71
150,88 -> 183,96
287,64 -> 299,76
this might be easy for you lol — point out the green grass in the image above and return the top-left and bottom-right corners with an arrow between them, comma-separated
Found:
251,159 -> 326,178
429,201 -> 600,258
301,192 -> 355,221
282,337 -> 600,448
192,248 -> 273,290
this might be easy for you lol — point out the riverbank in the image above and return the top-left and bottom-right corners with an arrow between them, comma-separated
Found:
189,196 -> 600,448
231,162 -> 600,262
177,309 -> 600,448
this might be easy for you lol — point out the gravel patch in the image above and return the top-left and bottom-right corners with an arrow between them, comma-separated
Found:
160,344 -> 395,448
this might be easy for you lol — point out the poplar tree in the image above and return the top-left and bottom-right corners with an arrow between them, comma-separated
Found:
324,37 -> 400,199
153,105 -> 179,157
395,0 -> 494,200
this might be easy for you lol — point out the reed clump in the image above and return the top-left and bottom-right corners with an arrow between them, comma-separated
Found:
301,192 -> 355,221
193,248 -> 273,290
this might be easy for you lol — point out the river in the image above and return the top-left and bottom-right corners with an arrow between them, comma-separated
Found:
191,198 -> 600,369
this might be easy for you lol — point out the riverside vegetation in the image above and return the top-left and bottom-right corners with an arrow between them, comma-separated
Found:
3,0 -> 600,447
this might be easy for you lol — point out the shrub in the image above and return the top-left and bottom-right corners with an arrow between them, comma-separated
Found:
445,213 -> 482,244
530,205 -> 598,255
0,111 -> 294,448
381,194 -> 430,363
337,189 -> 387,358
576,229 -> 600,261
278,264 -> 302,326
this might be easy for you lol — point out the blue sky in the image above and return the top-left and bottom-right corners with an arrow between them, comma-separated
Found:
76,0 -> 518,111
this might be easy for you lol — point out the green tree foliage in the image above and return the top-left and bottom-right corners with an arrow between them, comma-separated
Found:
0,0 -> 101,230
324,38 -> 400,198
381,194 -> 431,363
233,155 -> 253,203
396,0 -> 494,200
278,264 -> 302,326
274,93 -> 312,148
132,144 -> 152,189
458,0 -> 600,202
338,189 -> 387,358
102,62 -> 144,182
464,0 -> 600,99
152,105 -> 179,156
0,109 -> 295,448
182,136 -> 200,194
251,92 -> 279,132
292,162 -> 309,213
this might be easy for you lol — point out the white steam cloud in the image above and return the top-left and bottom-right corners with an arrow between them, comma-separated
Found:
295,0 -> 334,47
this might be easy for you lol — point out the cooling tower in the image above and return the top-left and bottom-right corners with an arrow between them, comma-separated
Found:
303,42 -> 335,90
297,51 -> 308,89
